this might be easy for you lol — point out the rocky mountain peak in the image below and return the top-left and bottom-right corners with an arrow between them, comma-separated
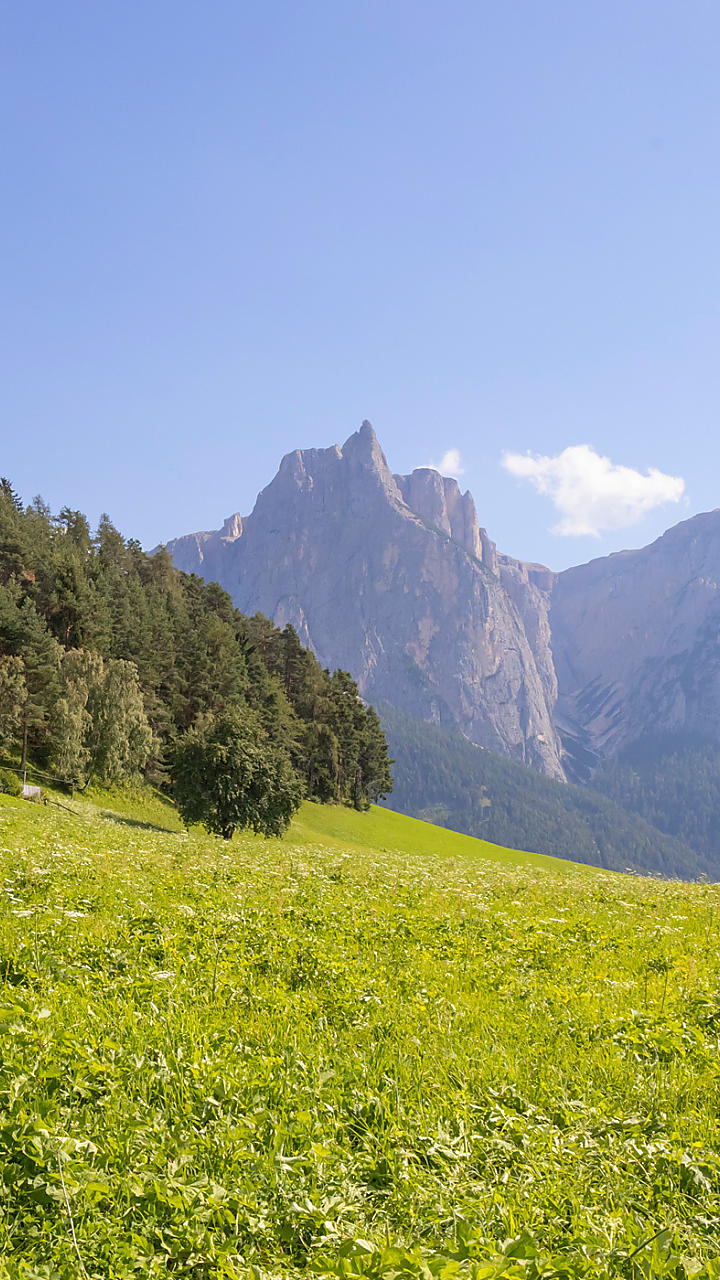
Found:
394,468 -> 485,563
255,421 -> 402,516
163,423 -> 565,779
340,420 -> 403,504
343,418 -> 383,460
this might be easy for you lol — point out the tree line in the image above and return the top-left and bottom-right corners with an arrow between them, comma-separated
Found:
0,479 -> 392,833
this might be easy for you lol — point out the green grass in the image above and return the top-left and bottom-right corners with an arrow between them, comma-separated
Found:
293,803 -> 585,872
1,789 -> 720,1278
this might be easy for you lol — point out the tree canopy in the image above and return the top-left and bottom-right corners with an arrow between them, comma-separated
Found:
50,648 -> 152,789
171,707 -> 302,838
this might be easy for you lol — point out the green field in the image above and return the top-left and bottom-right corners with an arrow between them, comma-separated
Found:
1,790 -> 720,1278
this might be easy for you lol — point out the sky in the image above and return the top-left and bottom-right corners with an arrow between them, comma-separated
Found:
2,1 -> 719,571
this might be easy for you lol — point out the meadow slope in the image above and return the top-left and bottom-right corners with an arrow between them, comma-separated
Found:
1,791 -> 719,1277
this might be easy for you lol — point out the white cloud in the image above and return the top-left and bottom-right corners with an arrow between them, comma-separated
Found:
428,448 -> 465,479
501,444 -> 685,537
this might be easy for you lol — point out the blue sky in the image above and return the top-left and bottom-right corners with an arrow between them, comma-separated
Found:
2,2 -> 718,570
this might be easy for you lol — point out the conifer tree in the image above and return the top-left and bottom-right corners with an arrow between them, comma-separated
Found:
0,656 -> 26,755
0,594 -> 61,771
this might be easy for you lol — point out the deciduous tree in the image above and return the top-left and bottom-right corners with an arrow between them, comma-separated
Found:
51,648 -> 152,788
171,707 -> 302,839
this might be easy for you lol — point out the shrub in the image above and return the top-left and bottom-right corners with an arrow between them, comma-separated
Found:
0,768 -> 22,797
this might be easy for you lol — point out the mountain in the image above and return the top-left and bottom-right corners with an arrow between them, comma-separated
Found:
165,422 -> 565,778
162,422 -> 720,799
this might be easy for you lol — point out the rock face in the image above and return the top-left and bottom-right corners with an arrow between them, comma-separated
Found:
165,422 -> 565,778
551,510 -> 720,778
163,420 -> 720,783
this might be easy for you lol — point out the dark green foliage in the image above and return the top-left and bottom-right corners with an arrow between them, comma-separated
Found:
0,478 -> 27,586
593,733 -> 720,866
380,706 -> 708,879
242,619 -> 393,809
324,670 -> 393,809
0,586 -> 61,768
357,704 -> 394,807
0,481 -> 392,813
0,766 -> 21,795
171,707 -> 302,838
0,654 -> 25,753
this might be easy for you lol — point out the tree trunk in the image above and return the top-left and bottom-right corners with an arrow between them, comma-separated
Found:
20,719 -> 28,785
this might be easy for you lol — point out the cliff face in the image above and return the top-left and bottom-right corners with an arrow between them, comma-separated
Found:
165,422 -> 565,778
164,421 -> 720,784
550,510 -> 720,777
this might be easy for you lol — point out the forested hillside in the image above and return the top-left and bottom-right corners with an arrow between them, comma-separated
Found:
0,480 -> 391,813
592,733 -> 720,864
380,706 -> 710,879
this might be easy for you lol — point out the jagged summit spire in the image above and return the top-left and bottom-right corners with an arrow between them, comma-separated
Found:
341,420 -> 391,475
342,419 -> 378,450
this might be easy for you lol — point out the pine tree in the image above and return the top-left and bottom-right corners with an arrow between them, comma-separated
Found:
357,705 -> 394,806
0,656 -> 26,755
0,482 -> 28,585
0,591 -> 61,771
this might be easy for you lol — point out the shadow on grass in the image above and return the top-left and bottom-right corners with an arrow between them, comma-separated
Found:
99,809 -> 181,835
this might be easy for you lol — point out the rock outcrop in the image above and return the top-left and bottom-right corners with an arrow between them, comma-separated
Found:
165,422 -> 565,778
551,510 -> 720,777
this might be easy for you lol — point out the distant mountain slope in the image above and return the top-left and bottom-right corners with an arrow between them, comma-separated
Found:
551,511 -> 720,778
379,706 -> 709,880
592,732 -> 720,864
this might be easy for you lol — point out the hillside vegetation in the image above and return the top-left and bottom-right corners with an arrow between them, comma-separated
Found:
593,733 -> 720,865
1,791 -> 720,1277
380,707 -> 709,880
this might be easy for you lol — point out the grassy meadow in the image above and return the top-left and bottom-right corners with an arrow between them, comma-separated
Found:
1,790 -> 720,1278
